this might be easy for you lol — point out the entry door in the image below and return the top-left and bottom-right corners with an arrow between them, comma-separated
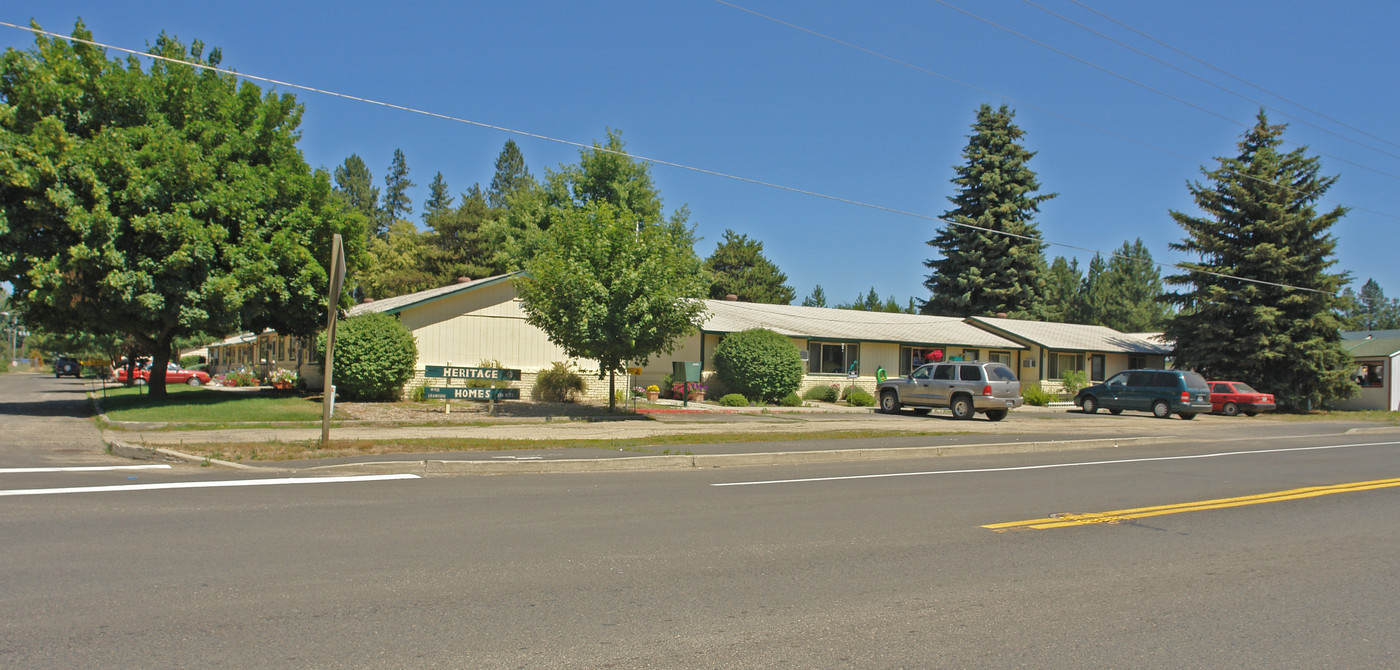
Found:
1090,355 -> 1105,382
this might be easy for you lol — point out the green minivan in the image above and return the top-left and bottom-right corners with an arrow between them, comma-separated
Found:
1073,369 -> 1212,420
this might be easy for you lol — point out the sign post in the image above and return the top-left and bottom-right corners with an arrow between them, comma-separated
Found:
320,234 -> 347,448
422,366 -> 522,412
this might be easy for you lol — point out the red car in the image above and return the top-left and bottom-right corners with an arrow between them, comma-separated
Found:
114,362 -> 211,386
1208,381 -> 1275,417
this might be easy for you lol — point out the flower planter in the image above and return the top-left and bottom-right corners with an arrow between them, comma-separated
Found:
272,381 -> 292,390
646,391 -> 660,402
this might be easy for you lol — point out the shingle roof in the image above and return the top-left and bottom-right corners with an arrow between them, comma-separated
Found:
968,316 -> 1172,355
1343,336 -> 1400,358
701,300 -> 1024,349
347,273 -> 518,317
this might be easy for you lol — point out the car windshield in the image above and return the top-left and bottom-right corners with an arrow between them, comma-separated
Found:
1232,382 -> 1258,393
988,365 -> 1017,382
1182,371 -> 1209,391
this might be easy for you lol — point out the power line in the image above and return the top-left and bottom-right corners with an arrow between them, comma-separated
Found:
929,0 -> 1400,182
0,20 -> 1342,296
1018,0 -> 1400,163
1064,0 -> 1400,154
708,0 -> 1399,223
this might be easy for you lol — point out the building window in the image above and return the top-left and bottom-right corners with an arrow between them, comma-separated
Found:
958,349 -> 980,362
1355,362 -> 1385,388
988,351 -> 1012,365
1047,352 -> 1083,379
1128,354 -> 1148,369
810,342 -> 859,375
900,346 -> 943,375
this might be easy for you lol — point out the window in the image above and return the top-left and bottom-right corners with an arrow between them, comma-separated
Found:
901,346 -> 943,376
1046,352 -> 1083,379
962,349 -> 980,362
958,365 -> 983,381
1128,354 -> 1148,369
810,342 -> 859,375
932,365 -> 955,380
988,351 -> 1011,365
1355,362 -> 1385,388
911,366 -> 931,380
1090,354 -> 1105,381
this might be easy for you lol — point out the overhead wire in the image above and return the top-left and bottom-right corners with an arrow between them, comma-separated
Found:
0,20 -> 1341,296
1018,0 -> 1400,163
1064,0 -> 1400,154
929,0 -> 1400,182
707,1 -> 1397,223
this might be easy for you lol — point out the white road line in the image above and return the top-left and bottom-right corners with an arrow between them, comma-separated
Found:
0,473 -> 421,497
712,441 -> 1400,487
0,464 -> 173,474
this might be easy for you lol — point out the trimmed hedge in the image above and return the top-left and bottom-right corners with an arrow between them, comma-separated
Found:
316,312 -> 418,401
713,328 -> 803,403
717,393 -> 749,407
846,389 -> 874,407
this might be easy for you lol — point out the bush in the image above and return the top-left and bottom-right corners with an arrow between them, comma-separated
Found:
804,384 -> 839,402
179,355 -> 205,369
713,329 -> 803,403
315,312 -> 419,401
779,392 -> 804,407
1059,370 -> 1088,396
1022,386 -> 1054,406
534,361 -> 587,402
718,393 -> 749,407
661,373 -> 674,398
846,389 -> 874,407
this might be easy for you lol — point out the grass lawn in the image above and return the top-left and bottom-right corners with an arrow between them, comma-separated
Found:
96,384 -> 331,424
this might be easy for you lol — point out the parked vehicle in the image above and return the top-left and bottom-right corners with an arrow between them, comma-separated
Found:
876,360 -> 1023,421
1074,369 -> 1212,420
53,356 -> 82,378
114,361 -> 211,386
1208,381 -> 1275,417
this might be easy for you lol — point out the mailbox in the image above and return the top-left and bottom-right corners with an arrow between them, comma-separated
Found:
672,361 -> 701,383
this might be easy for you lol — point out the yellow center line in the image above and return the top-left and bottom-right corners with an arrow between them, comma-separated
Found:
983,477 -> 1400,531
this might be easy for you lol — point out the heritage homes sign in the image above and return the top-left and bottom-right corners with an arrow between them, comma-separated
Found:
423,366 -> 522,405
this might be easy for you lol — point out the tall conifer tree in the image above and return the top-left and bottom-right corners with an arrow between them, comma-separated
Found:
1164,111 -> 1353,409
922,104 -> 1054,318
380,148 -> 414,235
704,230 -> 795,304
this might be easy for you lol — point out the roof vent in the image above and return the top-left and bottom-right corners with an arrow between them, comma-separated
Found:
362,298 -> 375,304
725,294 -> 739,301
456,276 -> 472,284
995,312 -> 1008,318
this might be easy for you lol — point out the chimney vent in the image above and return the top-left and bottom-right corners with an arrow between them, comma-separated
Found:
725,294 -> 739,301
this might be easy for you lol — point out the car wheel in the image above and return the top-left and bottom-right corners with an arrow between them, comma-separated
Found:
1179,412 -> 1196,420
1081,396 -> 1098,414
1222,402 -> 1239,417
1152,400 -> 1171,418
879,391 -> 901,414
1244,411 -> 1258,417
1109,409 -> 1123,415
985,409 -> 1008,422
186,377 -> 203,386
951,395 -> 974,420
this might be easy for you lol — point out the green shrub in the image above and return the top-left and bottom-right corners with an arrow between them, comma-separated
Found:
804,384 -> 839,402
534,361 -> 587,403
1022,386 -> 1053,406
410,384 -> 427,402
1059,370 -> 1088,396
718,393 -> 749,407
661,373 -> 674,398
846,389 -> 874,407
713,329 -> 802,403
179,355 -> 205,369
315,312 -> 419,401
779,392 -> 804,407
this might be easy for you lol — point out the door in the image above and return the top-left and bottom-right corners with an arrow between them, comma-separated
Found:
1090,354 -> 1105,382
928,364 -> 957,404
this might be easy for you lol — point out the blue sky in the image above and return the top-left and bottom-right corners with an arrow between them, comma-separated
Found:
5,1 -> 1398,307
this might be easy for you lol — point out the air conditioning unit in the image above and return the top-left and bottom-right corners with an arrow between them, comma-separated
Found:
1023,359 -> 1037,368
799,350 -> 810,361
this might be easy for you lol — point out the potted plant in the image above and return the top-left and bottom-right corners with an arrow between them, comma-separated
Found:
268,367 -> 298,390
645,384 -> 660,402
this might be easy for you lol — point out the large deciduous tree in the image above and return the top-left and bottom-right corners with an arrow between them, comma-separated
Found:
515,131 -> 708,410
1163,111 -> 1353,410
922,104 -> 1054,318
0,23 -> 364,396
704,230 -> 795,304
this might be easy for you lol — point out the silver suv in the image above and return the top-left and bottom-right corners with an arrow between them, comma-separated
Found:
876,361 -> 1023,421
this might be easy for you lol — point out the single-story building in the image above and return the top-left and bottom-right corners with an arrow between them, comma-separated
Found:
965,316 -> 1172,392
1337,330 -> 1400,411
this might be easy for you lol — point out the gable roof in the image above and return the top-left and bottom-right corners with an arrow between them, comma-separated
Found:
1342,329 -> 1400,341
701,300 -> 1024,349
347,273 -> 519,317
1343,335 -> 1400,358
967,316 -> 1172,355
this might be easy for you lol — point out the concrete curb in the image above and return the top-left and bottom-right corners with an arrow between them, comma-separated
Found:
106,437 -> 258,470
288,435 -> 1176,476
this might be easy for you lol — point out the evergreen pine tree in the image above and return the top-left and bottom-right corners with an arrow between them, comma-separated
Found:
488,139 -> 535,209
1097,239 -> 1169,332
1349,279 -> 1400,330
1043,256 -> 1085,323
922,104 -> 1054,318
423,172 -> 454,224
704,230 -> 796,304
380,148 -> 415,235
333,154 -> 379,235
802,286 -> 828,308
1163,111 -> 1354,410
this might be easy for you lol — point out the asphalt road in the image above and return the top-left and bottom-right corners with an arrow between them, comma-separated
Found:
4,373 -> 1400,668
